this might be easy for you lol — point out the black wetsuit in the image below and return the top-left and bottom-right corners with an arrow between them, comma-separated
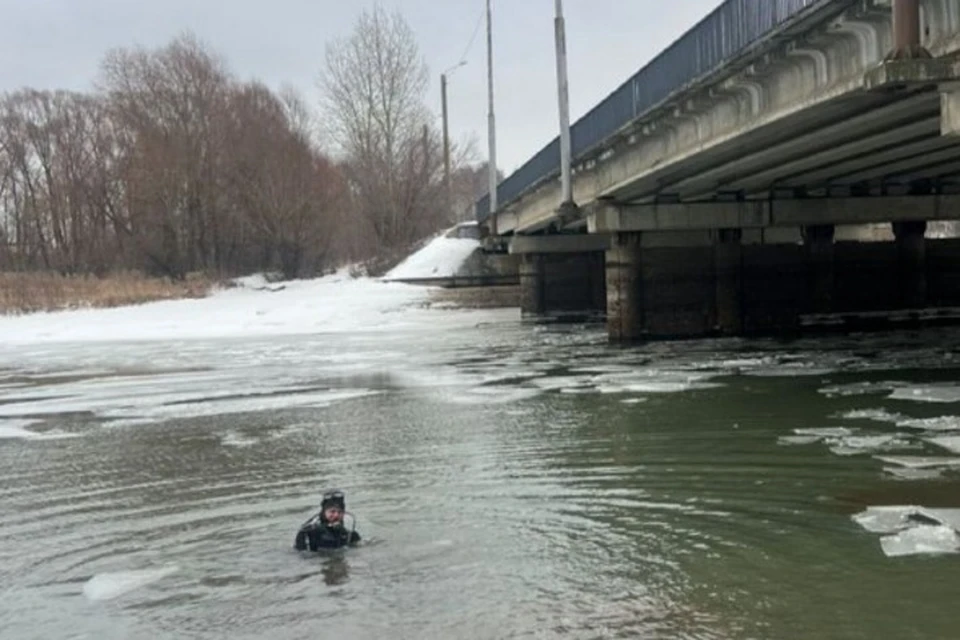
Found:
294,518 -> 361,551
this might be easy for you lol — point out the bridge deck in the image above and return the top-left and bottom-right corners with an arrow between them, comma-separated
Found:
475,0 -> 850,221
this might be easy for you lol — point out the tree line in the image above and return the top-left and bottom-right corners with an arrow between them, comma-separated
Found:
0,7 -> 486,281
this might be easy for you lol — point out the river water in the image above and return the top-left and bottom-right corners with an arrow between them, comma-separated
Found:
3,309 -> 960,639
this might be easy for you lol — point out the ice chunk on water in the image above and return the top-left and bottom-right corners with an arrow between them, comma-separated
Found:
793,427 -> 856,438
777,427 -> 854,447
83,565 -> 178,601
747,366 -> 836,378
880,525 -> 960,557
874,455 -> 960,469
220,431 -> 259,448
852,506 -> 920,534
0,419 -> 79,441
826,434 -> 915,456
898,416 -> 960,432
819,381 -> 908,398
927,436 -> 960,455
837,408 -> 904,424
852,506 -> 960,557
890,384 -> 960,404
883,466 -> 947,480
777,435 -> 824,446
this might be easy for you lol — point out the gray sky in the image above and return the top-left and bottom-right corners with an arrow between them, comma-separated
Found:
0,0 -> 722,175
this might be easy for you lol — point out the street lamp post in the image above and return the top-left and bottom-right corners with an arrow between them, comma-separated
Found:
486,0 -> 498,232
441,61 -> 466,223
555,0 -> 573,208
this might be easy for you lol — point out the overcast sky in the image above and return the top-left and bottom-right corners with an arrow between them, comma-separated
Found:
0,0 -> 722,175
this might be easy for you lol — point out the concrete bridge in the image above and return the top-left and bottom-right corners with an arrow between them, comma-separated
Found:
477,0 -> 960,341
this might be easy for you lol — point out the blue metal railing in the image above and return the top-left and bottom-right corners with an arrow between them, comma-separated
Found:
476,0 -> 834,222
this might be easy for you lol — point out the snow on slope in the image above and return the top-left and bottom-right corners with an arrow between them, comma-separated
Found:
384,233 -> 479,280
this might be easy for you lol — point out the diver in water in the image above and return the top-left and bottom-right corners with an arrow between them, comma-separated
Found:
294,489 -> 361,551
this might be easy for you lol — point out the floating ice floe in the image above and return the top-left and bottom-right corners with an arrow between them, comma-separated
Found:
0,419 -> 79,441
874,455 -> 960,469
874,455 -> 960,480
900,416 -> 960,432
777,427 -> 917,456
836,408 -> 906,424
827,434 -> 916,456
889,384 -> 960,404
83,565 -> 178,601
836,410 -> 960,433
819,381 -> 909,398
852,506 -> 960,557
926,435 -> 960,455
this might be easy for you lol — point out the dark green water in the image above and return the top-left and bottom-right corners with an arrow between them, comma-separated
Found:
2,316 -> 960,639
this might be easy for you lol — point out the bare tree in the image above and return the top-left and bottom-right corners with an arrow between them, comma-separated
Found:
320,4 -> 448,251
0,25 -> 488,284
100,33 -> 231,277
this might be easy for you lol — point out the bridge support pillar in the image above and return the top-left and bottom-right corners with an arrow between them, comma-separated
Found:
894,220 -> 927,307
606,233 -> 642,342
514,242 -> 607,319
519,253 -> 546,316
714,229 -> 743,335
803,224 -> 835,314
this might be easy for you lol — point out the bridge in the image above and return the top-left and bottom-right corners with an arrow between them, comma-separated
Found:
476,0 -> 960,341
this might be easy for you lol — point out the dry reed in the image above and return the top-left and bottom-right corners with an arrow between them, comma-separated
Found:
0,271 -> 216,315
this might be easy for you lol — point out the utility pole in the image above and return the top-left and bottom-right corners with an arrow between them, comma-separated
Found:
486,0 -> 498,229
555,0 -> 573,208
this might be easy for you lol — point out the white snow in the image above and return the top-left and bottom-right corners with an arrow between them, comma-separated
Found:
384,234 -> 479,280
0,272 -> 437,345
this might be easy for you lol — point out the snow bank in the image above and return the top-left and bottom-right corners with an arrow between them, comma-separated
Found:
384,232 -> 480,280
0,272 -> 432,345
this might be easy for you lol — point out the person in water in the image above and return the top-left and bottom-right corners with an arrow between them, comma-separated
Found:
294,489 -> 361,551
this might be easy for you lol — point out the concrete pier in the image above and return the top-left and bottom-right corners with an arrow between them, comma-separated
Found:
511,235 -> 607,319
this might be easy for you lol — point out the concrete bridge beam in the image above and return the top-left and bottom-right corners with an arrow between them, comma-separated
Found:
587,195 -> 960,234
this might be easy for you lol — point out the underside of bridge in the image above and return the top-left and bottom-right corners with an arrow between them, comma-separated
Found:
492,0 -> 960,341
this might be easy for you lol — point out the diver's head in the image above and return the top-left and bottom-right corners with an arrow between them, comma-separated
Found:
320,489 -> 346,526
